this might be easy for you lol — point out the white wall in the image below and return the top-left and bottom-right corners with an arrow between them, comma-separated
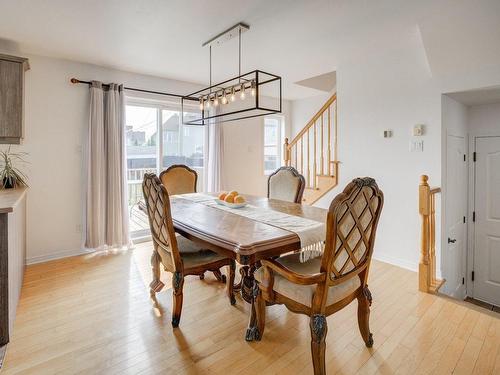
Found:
223,100 -> 291,196
289,26 -> 500,272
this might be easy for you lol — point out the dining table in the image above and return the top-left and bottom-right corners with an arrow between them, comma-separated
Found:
170,193 -> 328,341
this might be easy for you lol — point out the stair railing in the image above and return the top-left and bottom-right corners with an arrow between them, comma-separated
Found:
284,94 -> 338,193
418,175 -> 444,293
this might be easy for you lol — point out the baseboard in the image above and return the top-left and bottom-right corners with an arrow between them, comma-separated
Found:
372,253 -> 418,273
26,248 -> 93,265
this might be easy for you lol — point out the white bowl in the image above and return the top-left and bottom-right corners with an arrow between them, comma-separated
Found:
215,199 -> 247,209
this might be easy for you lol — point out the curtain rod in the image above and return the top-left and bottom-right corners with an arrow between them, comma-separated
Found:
70,78 -> 188,99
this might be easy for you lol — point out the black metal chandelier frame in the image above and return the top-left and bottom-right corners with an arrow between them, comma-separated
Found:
181,23 -> 282,126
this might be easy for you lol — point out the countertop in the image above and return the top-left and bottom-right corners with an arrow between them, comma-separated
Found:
0,187 -> 27,214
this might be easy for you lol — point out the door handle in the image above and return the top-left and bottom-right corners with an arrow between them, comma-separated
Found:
448,238 -> 456,244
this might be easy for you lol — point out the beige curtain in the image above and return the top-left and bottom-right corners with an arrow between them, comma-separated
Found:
204,109 -> 224,192
84,81 -> 129,249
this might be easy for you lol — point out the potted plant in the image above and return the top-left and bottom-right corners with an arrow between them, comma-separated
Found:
0,147 -> 28,189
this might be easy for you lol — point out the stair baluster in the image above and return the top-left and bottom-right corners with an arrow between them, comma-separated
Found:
284,93 -> 338,205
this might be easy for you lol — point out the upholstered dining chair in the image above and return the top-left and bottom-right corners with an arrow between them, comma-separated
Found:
267,166 -> 306,203
142,173 -> 236,327
254,177 -> 384,375
159,164 -> 225,282
159,164 -> 198,196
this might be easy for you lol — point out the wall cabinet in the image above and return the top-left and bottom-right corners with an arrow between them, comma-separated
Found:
0,54 -> 29,144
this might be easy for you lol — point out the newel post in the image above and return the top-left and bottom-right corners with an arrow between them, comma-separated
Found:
283,137 -> 291,167
419,175 -> 431,292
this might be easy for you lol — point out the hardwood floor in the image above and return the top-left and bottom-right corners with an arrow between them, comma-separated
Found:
2,242 -> 500,374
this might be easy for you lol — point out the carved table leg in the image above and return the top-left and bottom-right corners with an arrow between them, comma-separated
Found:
233,266 -> 247,293
245,280 -> 261,341
232,261 -> 261,341
240,265 -> 256,303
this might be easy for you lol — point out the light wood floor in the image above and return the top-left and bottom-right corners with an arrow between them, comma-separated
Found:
2,242 -> 500,375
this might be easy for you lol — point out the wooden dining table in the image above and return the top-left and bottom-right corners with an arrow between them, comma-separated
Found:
170,193 -> 328,341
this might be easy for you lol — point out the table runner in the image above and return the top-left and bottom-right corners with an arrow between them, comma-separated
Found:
172,193 -> 325,261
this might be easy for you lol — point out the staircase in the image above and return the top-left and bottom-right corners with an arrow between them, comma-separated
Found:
284,94 -> 339,205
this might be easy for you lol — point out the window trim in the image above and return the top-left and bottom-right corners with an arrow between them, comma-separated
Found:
263,115 -> 285,176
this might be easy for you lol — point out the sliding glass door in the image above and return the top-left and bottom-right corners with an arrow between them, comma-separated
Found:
161,110 -> 205,191
125,100 -> 205,239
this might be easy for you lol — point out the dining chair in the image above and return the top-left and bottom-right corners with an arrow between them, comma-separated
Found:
267,166 -> 306,203
254,177 -> 384,375
142,173 -> 236,327
159,164 -> 198,196
158,164 -> 227,282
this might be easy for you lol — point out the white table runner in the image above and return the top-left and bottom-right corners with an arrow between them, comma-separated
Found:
173,193 -> 325,260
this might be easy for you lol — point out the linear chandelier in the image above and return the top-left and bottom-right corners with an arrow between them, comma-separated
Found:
182,23 -> 282,125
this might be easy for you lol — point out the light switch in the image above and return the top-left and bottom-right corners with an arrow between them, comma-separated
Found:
410,140 -> 424,152
413,124 -> 425,136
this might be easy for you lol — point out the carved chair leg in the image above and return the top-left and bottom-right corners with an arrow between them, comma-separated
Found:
255,288 -> 266,340
310,314 -> 328,375
212,269 -> 226,284
149,251 -> 165,297
227,260 -> 236,305
171,271 -> 184,328
357,286 -> 373,347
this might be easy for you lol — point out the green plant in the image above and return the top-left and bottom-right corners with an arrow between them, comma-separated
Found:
0,147 -> 28,189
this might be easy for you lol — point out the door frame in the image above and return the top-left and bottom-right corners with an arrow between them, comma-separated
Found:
466,130 -> 500,299
441,130 -> 468,299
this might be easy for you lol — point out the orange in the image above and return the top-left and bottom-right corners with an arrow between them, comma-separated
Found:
234,195 -> 246,204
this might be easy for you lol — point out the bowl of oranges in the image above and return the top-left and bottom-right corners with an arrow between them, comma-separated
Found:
216,191 -> 247,208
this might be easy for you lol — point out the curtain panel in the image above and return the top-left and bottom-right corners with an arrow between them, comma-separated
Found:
204,112 -> 224,192
84,81 -> 130,249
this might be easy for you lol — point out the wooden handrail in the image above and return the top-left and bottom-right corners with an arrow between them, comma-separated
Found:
288,94 -> 337,147
418,175 -> 444,293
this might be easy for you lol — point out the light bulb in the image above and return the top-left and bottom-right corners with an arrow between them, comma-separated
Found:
251,80 -> 256,97
199,97 -> 204,111
240,84 -> 246,100
221,91 -> 228,105
206,98 -> 211,109
230,87 -> 236,102
213,94 -> 219,106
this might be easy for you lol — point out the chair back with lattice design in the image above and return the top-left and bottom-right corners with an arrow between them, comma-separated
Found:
159,164 -> 198,196
142,173 -> 181,270
321,177 -> 384,285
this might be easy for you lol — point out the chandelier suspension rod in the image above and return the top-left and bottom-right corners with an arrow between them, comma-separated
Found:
209,45 -> 212,94
238,27 -> 242,82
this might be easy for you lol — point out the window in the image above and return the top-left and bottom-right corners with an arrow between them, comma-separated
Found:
264,116 -> 284,175
125,99 -> 205,239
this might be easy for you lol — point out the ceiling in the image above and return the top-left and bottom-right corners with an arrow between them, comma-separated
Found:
0,0 -> 499,100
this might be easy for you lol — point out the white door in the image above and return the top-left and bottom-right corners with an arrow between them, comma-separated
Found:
473,136 -> 500,306
443,134 -> 467,298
